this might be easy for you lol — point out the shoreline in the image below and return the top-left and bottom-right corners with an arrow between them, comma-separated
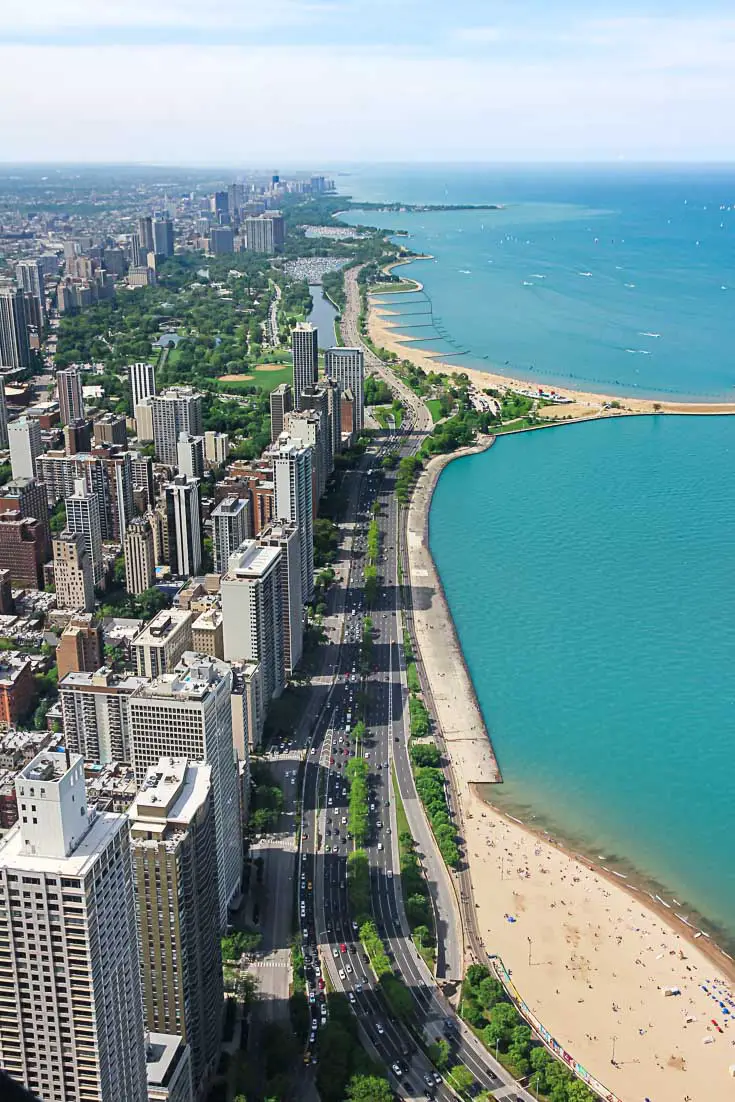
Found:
405,440 -> 735,1101
372,259 -> 735,415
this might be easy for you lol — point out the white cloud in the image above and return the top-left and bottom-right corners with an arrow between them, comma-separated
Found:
2,0 -> 338,32
451,26 -> 502,44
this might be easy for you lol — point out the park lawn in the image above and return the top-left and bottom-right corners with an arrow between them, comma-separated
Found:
218,362 -> 293,395
369,279 -> 420,294
425,398 -> 443,423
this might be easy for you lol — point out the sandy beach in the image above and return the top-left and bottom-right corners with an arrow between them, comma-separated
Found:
369,295 -> 735,417
405,444 -> 735,1102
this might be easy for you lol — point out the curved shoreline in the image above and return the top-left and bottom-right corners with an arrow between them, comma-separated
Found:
405,437 -> 735,1102
372,257 -> 735,415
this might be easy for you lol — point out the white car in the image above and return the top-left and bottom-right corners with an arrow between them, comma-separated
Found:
339,969 -> 346,980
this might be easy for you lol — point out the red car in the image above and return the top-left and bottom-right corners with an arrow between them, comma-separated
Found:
330,757 -> 335,764
340,942 -> 347,952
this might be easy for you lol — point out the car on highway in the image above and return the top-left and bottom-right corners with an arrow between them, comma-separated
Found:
339,969 -> 345,979
375,1021 -> 384,1035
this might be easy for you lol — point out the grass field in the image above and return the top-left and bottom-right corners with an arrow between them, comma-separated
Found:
217,362 -> 294,395
425,398 -> 444,423
369,279 -> 421,294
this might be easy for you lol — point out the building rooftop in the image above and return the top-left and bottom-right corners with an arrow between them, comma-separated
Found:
211,495 -> 248,517
129,759 -> 211,838
192,608 -> 223,631
0,805 -> 125,877
223,541 -> 280,580
0,653 -> 32,686
133,652 -> 230,703
59,667 -> 148,694
132,609 -> 192,648
145,1033 -> 189,1089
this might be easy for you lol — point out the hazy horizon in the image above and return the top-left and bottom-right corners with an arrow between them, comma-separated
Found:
1,1 -> 734,164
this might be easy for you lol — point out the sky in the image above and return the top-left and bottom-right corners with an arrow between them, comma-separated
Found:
1,0 -> 734,164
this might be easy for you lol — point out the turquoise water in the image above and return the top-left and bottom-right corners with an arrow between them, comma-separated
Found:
430,416 -> 735,943
340,165 -> 735,399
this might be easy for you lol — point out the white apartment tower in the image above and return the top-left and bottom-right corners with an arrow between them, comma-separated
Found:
221,542 -> 284,704
0,748 -> 148,1102
165,475 -> 202,578
176,431 -> 205,480
129,360 -> 156,409
132,608 -> 193,680
128,654 -> 243,929
8,416 -> 42,481
273,439 -> 314,602
211,495 -> 251,574
291,322 -> 319,408
152,387 -> 204,466
53,530 -> 95,612
324,347 -> 365,431
66,476 -> 104,585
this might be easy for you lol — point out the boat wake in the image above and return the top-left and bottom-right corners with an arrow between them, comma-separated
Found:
625,349 -> 652,355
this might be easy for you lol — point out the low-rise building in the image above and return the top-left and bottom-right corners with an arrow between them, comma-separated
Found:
0,654 -> 35,729
132,609 -> 193,679
191,608 -> 224,660
56,612 -> 103,681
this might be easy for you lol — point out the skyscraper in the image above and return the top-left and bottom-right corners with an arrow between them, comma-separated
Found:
137,215 -> 155,253
57,366 -> 85,426
132,608 -> 193,680
153,217 -> 175,258
221,542 -> 285,703
0,287 -> 31,369
129,360 -> 156,409
0,377 -> 8,449
53,530 -> 95,611
15,259 -> 45,326
258,520 -> 303,675
324,347 -> 365,431
211,495 -> 250,574
0,748 -> 148,1102
7,418 -> 42,481
66,477 -> 104,585
152,387 -> 203,465
176,432 -> 205,480
0,477 -> 51,559
299,383 -> 334,488
269,382 -> 293,442
273,439 -> 314,601
244,215 -> 275,255
124,516 -> 156,594
56,613 -> 103,682
128,654 -> 243,928
165,475 -> 202,578
130,760 -> 222,1094
291,323 -> 319,407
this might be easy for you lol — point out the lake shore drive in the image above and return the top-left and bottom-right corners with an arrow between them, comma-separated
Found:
405,444 -> 735,1101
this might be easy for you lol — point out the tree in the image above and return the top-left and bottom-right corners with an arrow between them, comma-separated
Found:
477,976 -> 504,1010
345,1074 -> 393,1102
483,1001 -> 518,1052
447,1064 -> 474,1096
427,1037 -> 450,1070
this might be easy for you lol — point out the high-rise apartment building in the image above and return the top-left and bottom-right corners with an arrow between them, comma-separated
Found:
299,384 -> 334,489
269,382 -> 293,442
153,217 -> 175,258
66,477 -> 103,585
191,609 -> 224,660
15,259 -> 45,320
0,477 -> 50,560
146,1034 -> 194,1102
153,387 -> 203,466
7,417 -> 42,481
132,608 -> 193,680
93,413 -> 127,447
0,287 -> 31,369
130,760 -> 222,1094
129,360 -> 156,409
125,516 -> 156,594
291,323 -> 319,407
244,215 -> 275,255
264,211 -> 285,250
211,495 -> 250,574
221,542 -> 284,704
0,378 -> 7,449
324,347 -> 365,431
53,530 -> 95,611
56,613 -> 103,681
56,367 -> 85,427
128,654 -> 243,928
272,439 -> 314,601
209,226 -> 234,255
258,520 -> 303,675
60,667 -> 148,763
0,514 -> 46,589
137,215 -> 155,253
0,748 -> 148,1102
165,475 -> 202,578
176,432 -> 205,480
203,430 -> 229,467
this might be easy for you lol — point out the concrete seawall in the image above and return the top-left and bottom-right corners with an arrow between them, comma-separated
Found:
404,434 -> 501,790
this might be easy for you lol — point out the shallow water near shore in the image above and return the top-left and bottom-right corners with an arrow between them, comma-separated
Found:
430,415 -> 735,947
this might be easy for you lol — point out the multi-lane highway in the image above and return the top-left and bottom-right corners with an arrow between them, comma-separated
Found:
293,402 -> 535,1102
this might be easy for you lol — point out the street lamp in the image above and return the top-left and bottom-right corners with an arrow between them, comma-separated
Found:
611,1034 -> 617,1065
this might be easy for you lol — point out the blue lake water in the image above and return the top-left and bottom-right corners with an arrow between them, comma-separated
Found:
430,415 -> 735,944
338,165 -> 735,944
308,284 -> 337,348
340,164 -> 735,399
